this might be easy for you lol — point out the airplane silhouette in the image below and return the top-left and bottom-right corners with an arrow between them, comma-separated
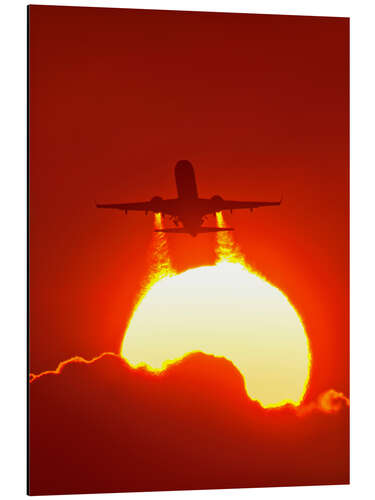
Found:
97,160 -> 281,237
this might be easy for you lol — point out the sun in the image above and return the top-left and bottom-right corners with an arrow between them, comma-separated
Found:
121,214 -> 311,408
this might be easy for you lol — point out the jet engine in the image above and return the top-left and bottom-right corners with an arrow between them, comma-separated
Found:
150,196 -> 163,212
210,195 -> 224,214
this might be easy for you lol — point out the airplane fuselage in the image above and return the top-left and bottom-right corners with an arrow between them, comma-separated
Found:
172,160 -> 209,236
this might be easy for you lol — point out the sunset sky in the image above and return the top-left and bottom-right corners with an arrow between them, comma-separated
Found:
28,5 -> 349,495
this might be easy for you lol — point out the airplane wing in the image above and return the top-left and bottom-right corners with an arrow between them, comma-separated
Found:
96,201 -> 151,212
209,198 -> 282,212
96,198 -> 178,215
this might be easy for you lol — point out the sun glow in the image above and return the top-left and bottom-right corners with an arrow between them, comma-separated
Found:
121,213 -> 311,408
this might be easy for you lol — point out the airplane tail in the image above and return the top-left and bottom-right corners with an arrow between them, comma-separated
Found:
155,227 -> 234,234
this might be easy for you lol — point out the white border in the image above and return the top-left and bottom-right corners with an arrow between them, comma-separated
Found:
1,1 -> 374,499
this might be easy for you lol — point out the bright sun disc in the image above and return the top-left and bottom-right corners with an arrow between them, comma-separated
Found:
121,261 -> 311,408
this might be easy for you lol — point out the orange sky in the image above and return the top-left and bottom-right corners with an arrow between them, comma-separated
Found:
29,5 -> 349,404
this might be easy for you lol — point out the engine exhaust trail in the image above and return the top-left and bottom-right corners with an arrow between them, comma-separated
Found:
134,214 -> 176,312
150,213 -> 175,281
215,212 -> 245,266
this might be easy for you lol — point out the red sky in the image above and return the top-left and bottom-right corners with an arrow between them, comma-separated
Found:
29,6 -> 348,401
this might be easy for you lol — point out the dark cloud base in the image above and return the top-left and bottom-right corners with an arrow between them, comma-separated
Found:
29,353 -> 349,496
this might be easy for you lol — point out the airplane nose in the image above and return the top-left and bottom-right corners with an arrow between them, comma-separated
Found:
175,160 -> 193,170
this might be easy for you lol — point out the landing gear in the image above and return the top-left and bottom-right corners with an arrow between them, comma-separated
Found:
169,215 -> 179,226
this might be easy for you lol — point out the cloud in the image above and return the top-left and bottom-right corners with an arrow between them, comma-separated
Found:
297,389 -> 350,416
29,352 -> 349,495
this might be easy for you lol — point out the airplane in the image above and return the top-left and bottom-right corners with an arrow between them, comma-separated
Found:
96,160 -> 282,237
